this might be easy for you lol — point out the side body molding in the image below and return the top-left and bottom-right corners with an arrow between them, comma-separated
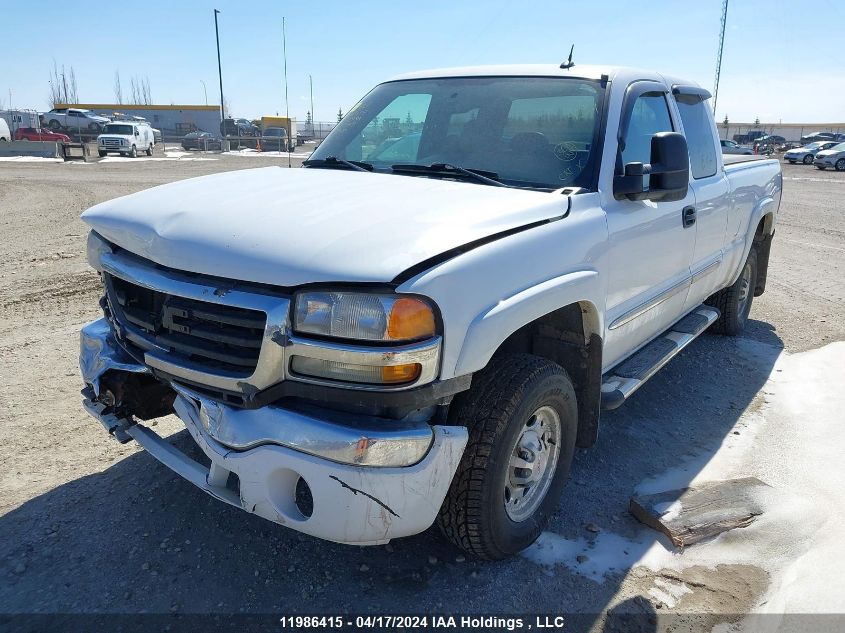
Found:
455,270 -> 600,377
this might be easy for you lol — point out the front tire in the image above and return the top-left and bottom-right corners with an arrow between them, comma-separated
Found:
836,159 -> 845,171
437,354 -> 577,560
803,154 -> 813,165
128,145 -> 137,158
48,119 -> 62,131
817,165 -> 826,170
98,150 -> 107,157
706,247 -> 758,336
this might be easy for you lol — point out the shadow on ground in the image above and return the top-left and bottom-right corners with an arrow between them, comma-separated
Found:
0,322 -> 783,630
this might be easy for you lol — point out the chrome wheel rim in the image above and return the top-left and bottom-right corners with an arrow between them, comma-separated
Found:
738,261 -> 752,315
504,405 -> 561,522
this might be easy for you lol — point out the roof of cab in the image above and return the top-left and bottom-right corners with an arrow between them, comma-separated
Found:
386,64 -> 699,92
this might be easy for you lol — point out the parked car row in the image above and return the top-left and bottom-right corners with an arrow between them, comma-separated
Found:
783,141 -> 841,165
813,143 -> 845,170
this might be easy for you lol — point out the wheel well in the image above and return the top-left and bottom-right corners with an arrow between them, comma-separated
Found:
491,302 -> 602,448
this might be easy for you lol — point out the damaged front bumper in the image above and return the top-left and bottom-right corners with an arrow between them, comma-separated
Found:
80,318 -> 469,545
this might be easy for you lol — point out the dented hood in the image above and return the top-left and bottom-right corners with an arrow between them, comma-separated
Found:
82,166 -> 566,286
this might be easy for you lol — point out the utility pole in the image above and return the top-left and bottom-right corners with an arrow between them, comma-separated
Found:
283,17 -> 291,167
713,0 -> 729,114
213,9 -> 225,121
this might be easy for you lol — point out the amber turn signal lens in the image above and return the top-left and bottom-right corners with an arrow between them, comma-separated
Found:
387,297 -> 436,341
381,363 -> 422,384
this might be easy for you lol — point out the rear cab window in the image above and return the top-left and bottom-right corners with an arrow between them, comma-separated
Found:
674,96 -> 718,179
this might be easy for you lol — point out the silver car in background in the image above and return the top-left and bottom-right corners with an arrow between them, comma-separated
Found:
720,139 -> 752,155
784,141 -> 839,165
813,142 -> 845,171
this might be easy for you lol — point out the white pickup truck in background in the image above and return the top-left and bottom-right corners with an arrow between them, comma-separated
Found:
79,64 -> 781,560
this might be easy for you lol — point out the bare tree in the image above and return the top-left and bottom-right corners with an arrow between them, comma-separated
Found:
114,71 -> 123,104
48,59 -> 81,106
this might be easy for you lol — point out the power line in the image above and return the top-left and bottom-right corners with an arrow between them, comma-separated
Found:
713,0 -> 729,114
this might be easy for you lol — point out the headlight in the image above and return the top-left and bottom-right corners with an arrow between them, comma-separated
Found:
291,291 -> 438,386
294,291 -> 435,342
86,231 -> 112,271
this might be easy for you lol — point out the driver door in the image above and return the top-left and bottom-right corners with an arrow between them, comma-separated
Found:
602,84 -> 696,369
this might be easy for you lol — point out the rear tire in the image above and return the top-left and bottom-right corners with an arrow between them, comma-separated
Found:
437,354 -> 577,560
146,143 -> 153,156
705,247 -> 758,336
802,154 -> 813,165
48,119 -> 62,131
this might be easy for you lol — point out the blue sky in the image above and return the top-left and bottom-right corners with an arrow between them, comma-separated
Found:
1,0 -> 842,123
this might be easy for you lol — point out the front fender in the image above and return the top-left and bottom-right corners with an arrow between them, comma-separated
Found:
454,270 -> 602,377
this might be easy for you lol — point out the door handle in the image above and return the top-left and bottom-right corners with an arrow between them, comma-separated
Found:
682,206 -> 696,228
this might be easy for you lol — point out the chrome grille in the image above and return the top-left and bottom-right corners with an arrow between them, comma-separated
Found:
101,138 -> 123,148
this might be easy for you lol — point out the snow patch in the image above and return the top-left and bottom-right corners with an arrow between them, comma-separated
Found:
0,156 -> 63,162
648,576 -> 692,608
525,341 -> 845,614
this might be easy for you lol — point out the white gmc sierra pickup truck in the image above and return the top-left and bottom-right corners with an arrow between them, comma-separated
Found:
79,64 -> 781,560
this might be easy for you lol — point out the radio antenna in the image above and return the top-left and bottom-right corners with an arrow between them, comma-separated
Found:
283,16 -> 291,168
560,45 -> 575,70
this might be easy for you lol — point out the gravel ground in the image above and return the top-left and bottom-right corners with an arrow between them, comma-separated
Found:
0,156 -> 842,629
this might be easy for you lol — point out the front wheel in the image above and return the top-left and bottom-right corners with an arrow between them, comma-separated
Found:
437,354 -> 577,560
803,154 -> 813,165
48,119 -> 62,131
706,247 -> 758,336
787,160 -> 796,164
98,150 -> 107,157
128,145 -> 137,158
816,165 -> 826,170
836,159 -> 845,172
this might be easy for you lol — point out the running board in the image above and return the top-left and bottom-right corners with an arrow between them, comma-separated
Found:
600,305 -> 720,410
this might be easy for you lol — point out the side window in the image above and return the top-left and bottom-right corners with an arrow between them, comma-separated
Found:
621,92 -> 674,189
676,99 -> 718,179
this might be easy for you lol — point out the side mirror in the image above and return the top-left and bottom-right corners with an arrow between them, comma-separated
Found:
614,132 -> 690,202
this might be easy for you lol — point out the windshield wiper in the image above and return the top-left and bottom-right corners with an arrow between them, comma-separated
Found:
391,163 -> 511,188
302,156 -> 373,172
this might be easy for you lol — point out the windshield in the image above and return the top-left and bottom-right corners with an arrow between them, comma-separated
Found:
806,142 -> 823,149
310,76 -> 605,189
830,143 -> 845,151
103,124 -> 134,135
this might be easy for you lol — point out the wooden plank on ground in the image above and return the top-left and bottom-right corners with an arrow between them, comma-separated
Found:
629,477 -> 770,548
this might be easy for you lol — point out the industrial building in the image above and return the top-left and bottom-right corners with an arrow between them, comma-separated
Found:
54,103 -> 221,138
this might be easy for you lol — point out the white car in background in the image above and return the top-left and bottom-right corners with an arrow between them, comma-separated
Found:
96,121 -> 154,158
0,118 -> 10,142
784,141 -> 839,165
813,142 -> 845,171
720,139 -> 752,155
43,108 -> 110,132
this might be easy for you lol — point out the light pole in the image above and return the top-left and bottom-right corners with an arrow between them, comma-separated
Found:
200,80 -> 208,106
213,9 -> 225,122
309,74 -> 315,138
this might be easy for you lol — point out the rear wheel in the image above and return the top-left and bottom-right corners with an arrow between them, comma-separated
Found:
437,354 -> 577,560
706,247 -> 758,336
48,119 -> 62,131
146,143 -> 153,156
802,154 -> 813,165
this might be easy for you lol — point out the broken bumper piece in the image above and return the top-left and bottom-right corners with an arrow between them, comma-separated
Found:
80,318 -> 469,545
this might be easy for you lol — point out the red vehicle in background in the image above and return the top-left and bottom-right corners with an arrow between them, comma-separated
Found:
13,127 -> 71,142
